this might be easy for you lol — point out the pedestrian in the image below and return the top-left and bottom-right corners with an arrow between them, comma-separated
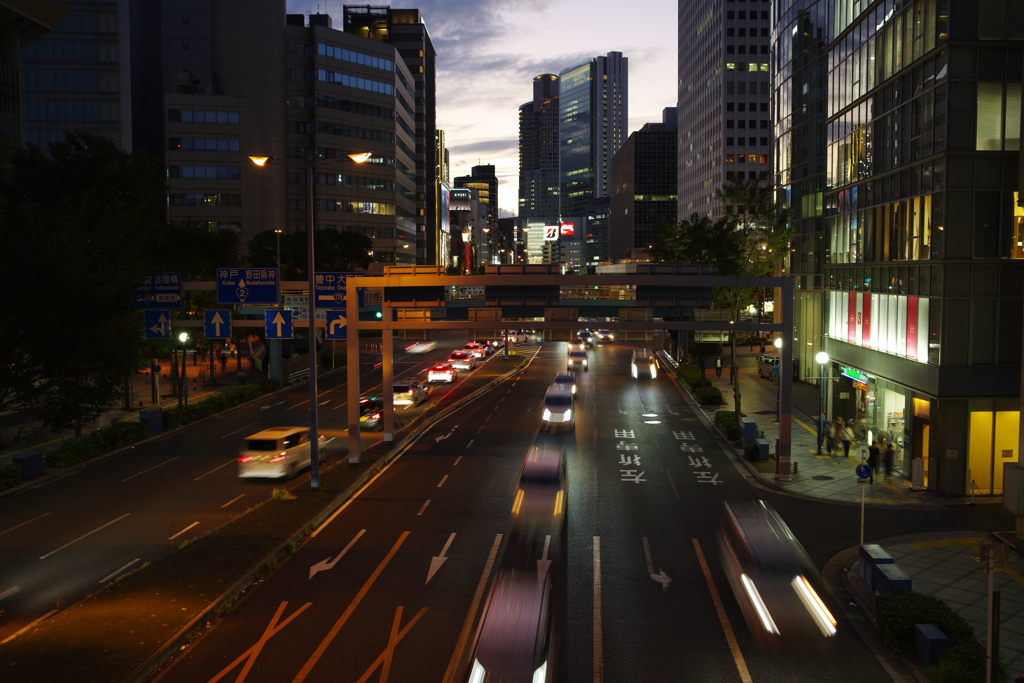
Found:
771,361 -> 779,385
759,341 -> 765,354
883,441 -> 895,482
824,421 -> 836,457
220,351 -> 228,371
867,441 -> 880,484
192,345 -> 198,366
715,355 -> 723,378
841,420 -> 853,458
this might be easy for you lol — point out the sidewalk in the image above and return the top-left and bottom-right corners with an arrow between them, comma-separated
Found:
669,347 -> 1024,680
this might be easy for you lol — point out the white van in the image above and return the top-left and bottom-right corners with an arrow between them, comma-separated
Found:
237,427 -> 320,479
631,349 -> 659,379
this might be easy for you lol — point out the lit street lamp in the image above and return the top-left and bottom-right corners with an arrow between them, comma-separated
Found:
773,337 -> 782,421
249,149 -> 370,491
815,350 -> 830,454
178,331 -> 189,408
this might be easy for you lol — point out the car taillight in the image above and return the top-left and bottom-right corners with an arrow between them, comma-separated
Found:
372,413 -> 381,419
407,389 -> 414,394
269,454 -> 287,463
237,456 -> 253,462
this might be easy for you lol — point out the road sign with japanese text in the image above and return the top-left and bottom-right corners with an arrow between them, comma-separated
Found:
217,267 -> 279,305
134,273 -> 182,308
313,272 -> 364,309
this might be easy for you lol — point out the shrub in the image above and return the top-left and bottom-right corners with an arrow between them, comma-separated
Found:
743,443 -> 761,461
163,381 -> 280,429
714,410 -> 745,441
0,461 -> 22,491
873,592 -> 976,657
694,385 -> 724,406
44,421 -> 149,468
677,364 -> 702,389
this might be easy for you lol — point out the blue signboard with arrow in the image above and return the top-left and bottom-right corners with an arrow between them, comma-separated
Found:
265,309 -> 293,339
204,310 -> 232,339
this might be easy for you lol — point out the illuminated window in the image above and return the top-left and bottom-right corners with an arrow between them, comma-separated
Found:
760,154 -> 768,163
726,62 -> 736,70
726,154 -> 735,163
738,154 -> 746,163
748,63 -> 758,72
759,62 -> 769,71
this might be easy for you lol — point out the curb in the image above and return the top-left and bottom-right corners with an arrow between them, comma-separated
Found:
124,356 -> 531,683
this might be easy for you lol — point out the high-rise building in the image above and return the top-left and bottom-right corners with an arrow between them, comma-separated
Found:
18,0 -> 163,158
164,4 -> 417,264
677,0 -> 773,217
609,107 -> 679,260
519,74 -> 560,224
342,5 -> 438,265
773,0 -> 1024,496
0,0 -> 69,143
454,164 -> 498,265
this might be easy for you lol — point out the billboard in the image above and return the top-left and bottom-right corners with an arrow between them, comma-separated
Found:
440,184 -> 451,233
560,221 -> 575,236
543,225 -> 558,241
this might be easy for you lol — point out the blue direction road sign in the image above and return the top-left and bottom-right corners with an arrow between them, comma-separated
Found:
265,309 -> 293,339
856,464 -> 872,479
204,310 -> 232,339
144,311 -> 172,339
313,272 -> 364,309
217,267 -> 279,305
325,310 -> 347,340
134,273 -> 182,308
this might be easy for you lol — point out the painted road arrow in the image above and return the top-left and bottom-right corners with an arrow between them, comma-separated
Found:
309,529 -> 365,580
643,536 -> 672,593
434,425 -> 458,443
426,532 -> 456,584
537,535 -> 552,583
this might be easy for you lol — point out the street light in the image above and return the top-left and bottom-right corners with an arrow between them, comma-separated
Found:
178,331 -> 189,408
274,228 -> 283,275
815,350 -> 830,454
773,337 -> 783,421
249,149 -> 370,491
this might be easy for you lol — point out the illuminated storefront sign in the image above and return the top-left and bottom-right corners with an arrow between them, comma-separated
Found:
560,221 -> 575,236
543,226 -> 558,241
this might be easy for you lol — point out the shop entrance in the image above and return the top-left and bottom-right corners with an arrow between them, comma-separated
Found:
967,406 -> 1018,495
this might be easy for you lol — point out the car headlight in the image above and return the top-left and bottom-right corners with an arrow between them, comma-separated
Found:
565,408 -> 572,421
542,409 -> 552,421
792,574 -> 837,636
533,660 -> 548,683
740,573 -> 779,635
468,659 -> 487,683
583,359 -> 587,366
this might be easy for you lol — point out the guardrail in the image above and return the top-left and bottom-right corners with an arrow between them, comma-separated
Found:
288,367 -> 310,384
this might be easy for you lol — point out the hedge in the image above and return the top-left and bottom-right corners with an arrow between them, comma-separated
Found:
694,385 -> 724,406
676,364 -> 711,391
714,410 -> 745,441
162,381 -> 281,429
873,592 -> 1002,682
45,421 -> 150,468
0,461 -> 22,491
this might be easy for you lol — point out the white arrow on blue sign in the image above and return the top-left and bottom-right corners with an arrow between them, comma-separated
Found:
204,310 -> 232,339
325,310 -> 347,340
144,311 -> 172,339
265,309 -> 293,339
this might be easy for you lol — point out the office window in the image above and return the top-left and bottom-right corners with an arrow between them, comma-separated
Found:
738,103 -> 746,111
727,45 -> 735,54
726,154 -> 735,162
727,28 -> 735,36
760,136 -> 768,146
727,10 -> 735,18
727,103 -> 735,111
726,137 -> 734,146
761,45 -> 769,54
739,45 -> 746,54
760,154 -> 768,163
726,62 -> 736,70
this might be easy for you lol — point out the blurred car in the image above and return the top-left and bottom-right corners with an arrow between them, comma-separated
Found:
393,380 -> 430,406
448,350 -> 476,370
465,568 -> 555,683
464,342 -> 487,359
502,330 -> 527,344
630,349 -> 658,379
541,386 -> 575,431
405,340 -> 437,354
470,340 -> 494,355
480,339 -> 501,349
577,331 -> 594,347
427,363 -> 458,383
238,427 -> 323,479
719,499 -> 837,648
358,396 -> 383,429
511,444 -> 567,537
551,371 -> 577,397
567,348 -> 588,371
757,354 -> 779,379
596,329 -> 614,342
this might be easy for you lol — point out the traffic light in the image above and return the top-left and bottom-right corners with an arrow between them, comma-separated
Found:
375,311 -> 382,319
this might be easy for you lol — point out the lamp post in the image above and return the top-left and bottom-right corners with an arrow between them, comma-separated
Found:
178,331 -> 189,408
250,150 -> 371,491
274,228 -> 283,274
773,337 -> 783,421
815,351 -> 830,454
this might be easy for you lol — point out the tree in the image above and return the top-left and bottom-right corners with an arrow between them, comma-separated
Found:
0,132 -> 165,437
246,227 -> 373,278
652,178 -> 792,433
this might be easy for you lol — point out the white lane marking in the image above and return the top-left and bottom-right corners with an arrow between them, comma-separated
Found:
122,456 -> 179,482
168,522 -> 200,541
309,528 -> 366,580
693,538 -> 753,682
453,456 -> 463,466
506,389 -> 511,393
40,513 -> 130,559
537,535 -> 552,582
260,400 -> 286,411
417,500 -> 431,516
593,536 -> 604,683
442,534 -> 503,683
437,475 -> 448,488
194,458 -> 236,481
477,426 -> 483,433
485,415 -> 491,421
0,512 -> 50,538
0,586 -> 20,600
666,471 -> 680,500
0,609 -> 58,644
465,440 -> 474,449
221,421 -> 259,438
642,537 -> 672,592
427,532 -> 457,584
98,558 -> 140,584
221,494 -> 246,508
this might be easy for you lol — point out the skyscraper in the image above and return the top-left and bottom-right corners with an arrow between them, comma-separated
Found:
342,5 -> 438,265
519,74 -> 560,224
559,51 -> 628,264
454,164 -> 498,266
677,0 -> 773,217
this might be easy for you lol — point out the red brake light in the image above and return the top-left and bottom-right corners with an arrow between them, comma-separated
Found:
269,454 -> 286,463
238,456 -> 252,462
372,413 -> 381,419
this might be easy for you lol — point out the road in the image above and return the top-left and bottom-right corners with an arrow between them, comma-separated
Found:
147,340 -> 902,683
0,331 -> 495,643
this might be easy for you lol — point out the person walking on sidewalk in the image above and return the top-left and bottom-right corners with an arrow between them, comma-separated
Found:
867,441 -> 880,484
840,419 -> 853,458
824,420 -> 836,457
883,441 -> 895,482
715,355 -> 723,378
